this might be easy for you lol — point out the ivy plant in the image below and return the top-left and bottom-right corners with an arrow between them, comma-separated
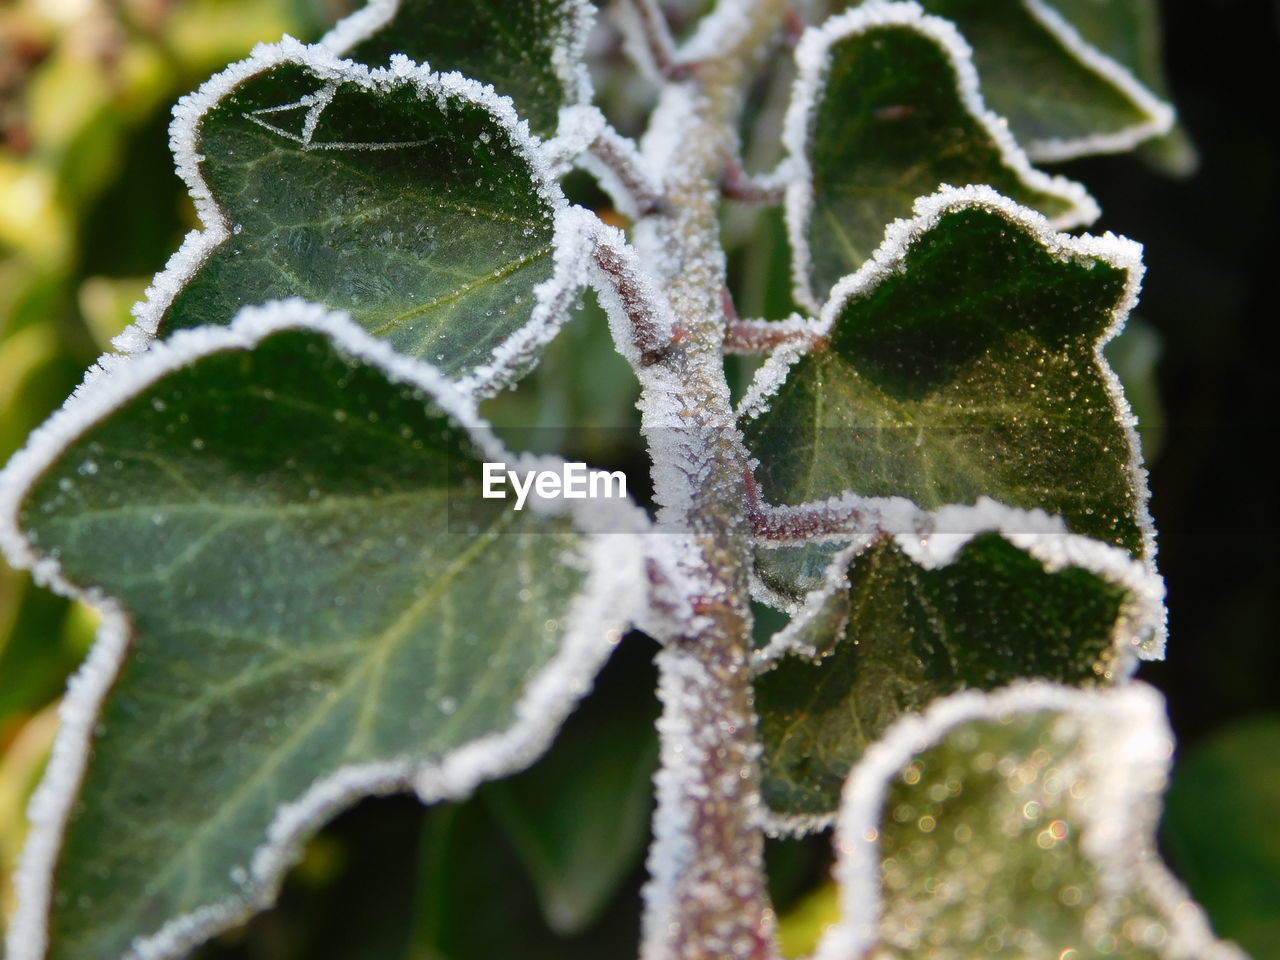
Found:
0,0 -> 1248,958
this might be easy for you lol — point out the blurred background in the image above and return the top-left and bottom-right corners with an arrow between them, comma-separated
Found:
1,0 -> 1277,957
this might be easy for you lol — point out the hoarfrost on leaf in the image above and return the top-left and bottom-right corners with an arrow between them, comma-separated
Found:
786,1 -> 1099,308
121,38 -> 592,397
745,185 -> 1156,567
816,682 -> 1246,960
751,498 -> 1165,827
911,0 -> 1175,160
322,0 -> 595,140
0,300 -> 648,960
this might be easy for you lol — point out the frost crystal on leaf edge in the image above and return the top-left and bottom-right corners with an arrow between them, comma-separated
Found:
112,36 -> 593,399
0,299 -> 650,960
784,0 -> 1101,312
814,682 -> 1245,960
750,496 -> 1166,681
320,0 -> 597,153
1019,0 -> 1176,161
740,184 -> 1161,644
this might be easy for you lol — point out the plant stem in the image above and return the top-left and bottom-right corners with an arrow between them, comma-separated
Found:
724,316 -> 826,354
629,3 -> 787,958
589,128 -> 667,217
627,0 -> 689,79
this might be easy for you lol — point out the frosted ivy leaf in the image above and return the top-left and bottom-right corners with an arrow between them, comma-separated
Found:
124,40 -> 587,397
816,683 -> 1245,960
752,504 -> 1164,826
786,2 -> 1098,306
324,0 -> 594,139
0,301 -> 646,960
1043,0 -> 1194,172
743,186 -> 1154,567
816,0 -> 1174,160
917,0 -> 1174,159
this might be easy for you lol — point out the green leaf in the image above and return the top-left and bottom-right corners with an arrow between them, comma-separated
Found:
754,529 -> 1155,821
821,683 -> 1244,959
0,302 -> 642,960
1039,0 -> 1195,174
910,0 -> 1175,160
1163,716 -> 1280,959
325,0 -> 593,139
1044,0 -> 1171,97
135,40 -> 582,395
788,5 -> 1097,305
743,188 -> 1151,560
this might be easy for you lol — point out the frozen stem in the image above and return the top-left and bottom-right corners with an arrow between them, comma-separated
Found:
593,237 -> 677,367
721,156 -> 787,204
650,637 -> 774,960
627,0 -> 695,80
720,283 -> 825,355
747,494 -> 877,543
724,315 -> 826,354
589,127 -> 668,217
633,2 -> 789,958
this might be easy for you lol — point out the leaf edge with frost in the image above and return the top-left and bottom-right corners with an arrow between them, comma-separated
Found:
1017,0 -> 1175,162
324,0 -> 653,213
813,681 -> 1246,960
112,36 -> 596,399
752,495 -> 1166,672
0,298 -> 651,960
784,0 -> 1101,312
741,184 -> 1159,597
749,496 -> 1166,837
320,0 -> 596,151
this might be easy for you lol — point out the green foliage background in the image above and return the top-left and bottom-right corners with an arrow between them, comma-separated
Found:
0,0 -> 1276,956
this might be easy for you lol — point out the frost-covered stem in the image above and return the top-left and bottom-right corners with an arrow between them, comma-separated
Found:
749,499 -> 873,541
743,476 -> 880,541
594,239 -> 678,365
631,2 -> 787,958
719,286 -> 824,354
721,156 -> 785,204
627,0 -> 690,79
724,316 -> 825,354
590,129 -> 667,217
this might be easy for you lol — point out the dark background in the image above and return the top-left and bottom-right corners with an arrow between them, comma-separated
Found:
1063,3 -> 1280,950
1065,0 -> 1280,746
